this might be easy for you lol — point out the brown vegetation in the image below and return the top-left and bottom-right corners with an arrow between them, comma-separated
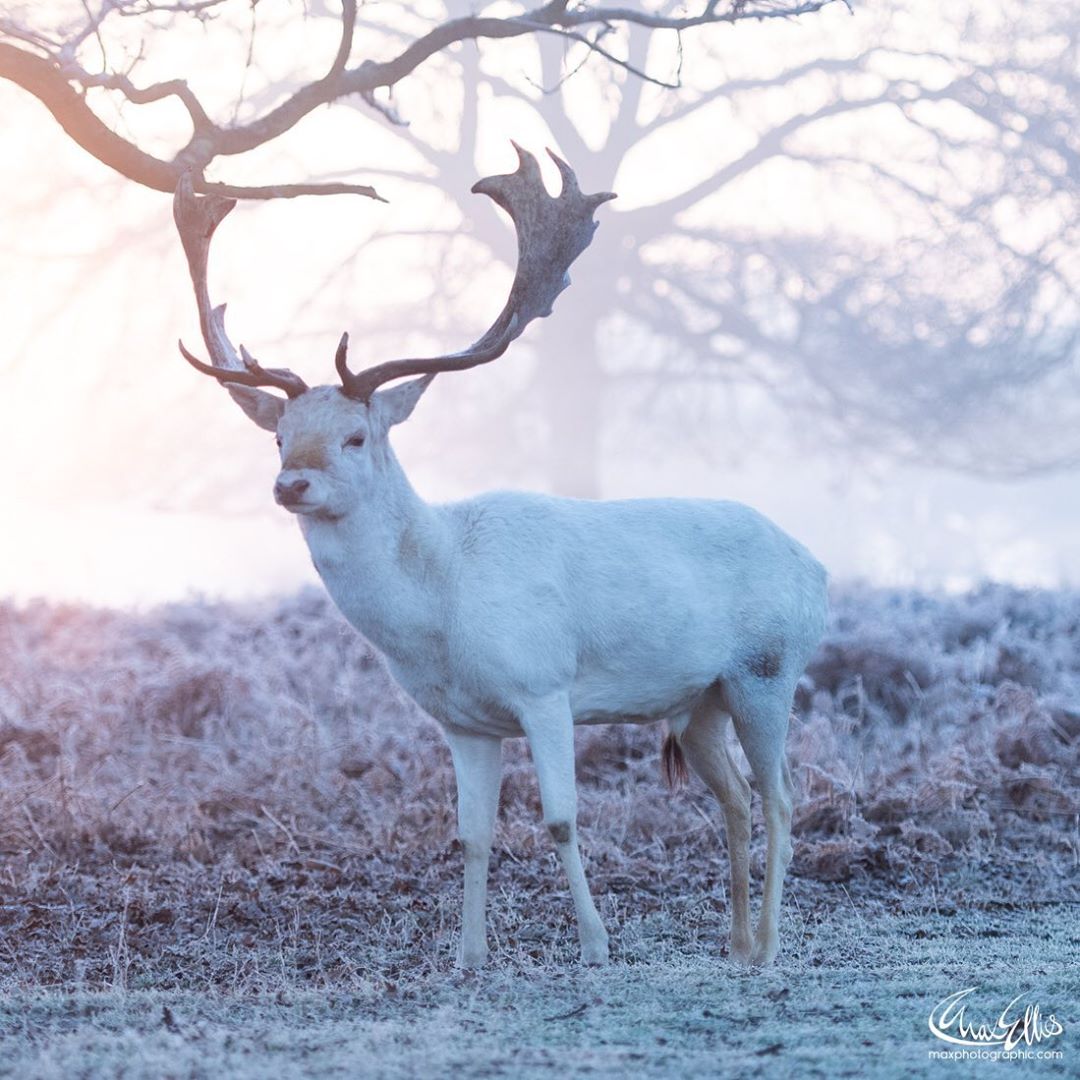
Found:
0,585 -> 1076,993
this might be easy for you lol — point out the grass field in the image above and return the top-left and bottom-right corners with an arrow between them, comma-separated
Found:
1,584 -> 1077,1076
2,904 -> 1076,1078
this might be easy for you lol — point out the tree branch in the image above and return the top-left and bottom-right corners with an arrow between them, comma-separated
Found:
0,41 -> 179,191
0,42 -> 384,200
0,0 -> 845,201
200,179 -> 385,202
58,59 -> 213,133
123,2 -> 846,162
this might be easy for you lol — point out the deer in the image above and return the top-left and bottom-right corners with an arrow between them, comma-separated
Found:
173,146 -> 828,969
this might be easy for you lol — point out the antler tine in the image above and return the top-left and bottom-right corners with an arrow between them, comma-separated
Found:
338,145 -> 616,402
177,339 -> 311,398
173,174 -> 309,400
334,332 -> 351,386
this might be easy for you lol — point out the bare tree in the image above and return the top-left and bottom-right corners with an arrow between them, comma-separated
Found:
4,0 -> 1076,503
312,1 -> 1080,493
0,0 -> 850,511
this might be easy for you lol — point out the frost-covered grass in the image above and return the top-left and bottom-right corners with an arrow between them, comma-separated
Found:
2,906 -> 1076,1079
0,585 -> 1077,1075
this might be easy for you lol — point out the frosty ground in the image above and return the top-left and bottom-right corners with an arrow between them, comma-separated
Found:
0,585 -> 1077,1076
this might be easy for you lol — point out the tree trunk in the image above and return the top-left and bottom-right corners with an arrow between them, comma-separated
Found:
534,288 -> 605,499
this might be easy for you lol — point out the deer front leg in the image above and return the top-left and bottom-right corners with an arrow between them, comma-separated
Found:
445,730 -> 503,969
521,695 -> 609,965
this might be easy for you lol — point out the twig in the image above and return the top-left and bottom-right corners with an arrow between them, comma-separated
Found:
261,804 -> 301,854
202,878 -> 224,939
545,1002 -> 588,1021
108,781 -> 146,814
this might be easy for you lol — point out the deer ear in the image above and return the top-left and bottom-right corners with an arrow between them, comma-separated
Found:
225,386 -> 286,432
373,374 -> 434,428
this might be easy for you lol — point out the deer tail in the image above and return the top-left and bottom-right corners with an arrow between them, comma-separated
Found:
661,729 -> 689,792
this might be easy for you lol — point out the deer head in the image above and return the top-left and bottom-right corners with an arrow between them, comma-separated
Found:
174,148 -> 615,520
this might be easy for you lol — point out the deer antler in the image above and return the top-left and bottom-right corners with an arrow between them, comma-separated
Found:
174,174 -> 309,399
336,144 -> 616,402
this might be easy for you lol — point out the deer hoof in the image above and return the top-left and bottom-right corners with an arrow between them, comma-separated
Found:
458,945 -> 489,970
580,929 -> 610,966
749,936 -> 779,967
729,938 -> 753,968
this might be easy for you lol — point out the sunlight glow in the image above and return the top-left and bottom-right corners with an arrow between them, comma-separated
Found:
2,2 -> 1077,604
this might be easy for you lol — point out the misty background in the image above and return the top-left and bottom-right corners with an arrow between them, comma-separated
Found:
1,0 -> 1077,606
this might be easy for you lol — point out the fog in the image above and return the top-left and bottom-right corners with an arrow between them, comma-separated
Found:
1,0 -> 1077,605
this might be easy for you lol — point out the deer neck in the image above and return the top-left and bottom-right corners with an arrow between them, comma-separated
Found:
297,449 -> 449,655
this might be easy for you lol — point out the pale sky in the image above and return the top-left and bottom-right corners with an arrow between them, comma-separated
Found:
1,1 -> 1077,606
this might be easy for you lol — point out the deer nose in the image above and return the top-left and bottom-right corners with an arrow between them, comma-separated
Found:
274,476 -> 310,505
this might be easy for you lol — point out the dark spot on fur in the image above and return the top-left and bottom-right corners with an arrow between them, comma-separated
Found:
283,437 -> 330,471
397,529 -> 420,568
747,651 -> 782,679
397,526 -> 442,581
479,699 -> 519,732
459,839 -> 486,861
548,822 -> 572,845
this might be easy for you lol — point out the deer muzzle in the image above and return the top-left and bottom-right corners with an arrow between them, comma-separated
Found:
274,475 -> 312,509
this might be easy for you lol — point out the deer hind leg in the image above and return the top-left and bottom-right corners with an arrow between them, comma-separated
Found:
445,730 -> 504,969
725,677 -> 797,967
681,695 -> 753,964
521,693 -> 609,965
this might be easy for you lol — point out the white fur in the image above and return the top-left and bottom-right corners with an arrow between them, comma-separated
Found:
250,381 -> 828,967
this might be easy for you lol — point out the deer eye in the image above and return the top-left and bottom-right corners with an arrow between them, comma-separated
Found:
275,435 -> 283,448
344,432 -> 366,449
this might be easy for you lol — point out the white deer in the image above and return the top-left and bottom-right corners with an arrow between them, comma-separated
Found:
174,148 -> 828,968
